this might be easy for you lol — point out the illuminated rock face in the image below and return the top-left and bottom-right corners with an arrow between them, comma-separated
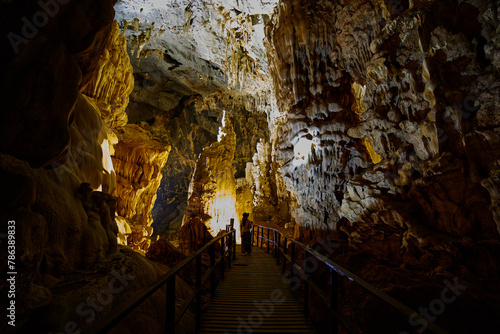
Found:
266,0 -> 373,228
266,0 -> 500,288
112,124 -> 171,251
0,0 -> 123,329
77,19 -> 171,251
184,118 -> 241,241
0,2 -> 179,331
115,0 -> 276,235
114,0 -> 277,95
262,1 -> 500,330
80,20 -> 134,130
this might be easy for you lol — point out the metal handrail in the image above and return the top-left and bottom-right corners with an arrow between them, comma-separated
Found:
87,228 -> 237,334
253,225 -> 448,334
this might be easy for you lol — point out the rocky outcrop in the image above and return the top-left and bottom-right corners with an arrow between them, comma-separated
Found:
112,124 -> 171,251
0,1 -> 179,332
146,238 -> 187,267
0,0 -> 121,330
76,17 -> 171,251
80,20 -> 134,129
266,0 -> 500,245
0,0 -> 115,168
178,217 -> 215,255
142,91 -> 269,237
183,117 -> 241,238
115,0 -> 275,236
266,0 -> 374,228
248,139 -> 292,224
265,0 -> 500,331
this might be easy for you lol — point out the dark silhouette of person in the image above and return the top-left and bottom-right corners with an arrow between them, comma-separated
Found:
240,213 -> 253,255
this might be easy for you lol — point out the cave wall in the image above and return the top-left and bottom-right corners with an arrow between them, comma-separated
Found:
78,19 -> 172,252
267,0 -> 500,242
264,0 -> 500,330
115,0 -> 276,236
112,124 -> 170,251
0,1 -> 183,332
184,117 -> 240,234
0,0 -> 121,330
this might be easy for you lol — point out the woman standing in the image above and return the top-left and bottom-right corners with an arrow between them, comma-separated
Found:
240,213 -> 253,255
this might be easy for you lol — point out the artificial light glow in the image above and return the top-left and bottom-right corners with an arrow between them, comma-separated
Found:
97,139 -> 116,192
206,190 -> 241,243
217,110 -> 227,142
293,137 -> 314,166
101,139 -> 115,175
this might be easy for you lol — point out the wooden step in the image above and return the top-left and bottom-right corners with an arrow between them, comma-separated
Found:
198,247 -> 317,334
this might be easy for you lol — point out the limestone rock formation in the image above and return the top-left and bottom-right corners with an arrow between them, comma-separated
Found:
76,17 -> 172,252
266,0 -> 500,246
178,217 -> 215,255
115,0 -> 275,236
184,118 -> 241,238
112,124 -> 171,251
80,20 -> 134,129
266,0 -> 373,228
146,238 -> 187,267
264,0 -> 500,331
0,0 -> 115,168
0,2 -> 179,332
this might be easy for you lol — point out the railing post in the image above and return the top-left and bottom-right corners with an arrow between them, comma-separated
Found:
257,226 -> 260,248
210,243 -> 215,298
254,226 -> 257,246
276,233 -> 281,265
282,237 -> 287,274
195,254 -> 202,331
260,226 -> 264,248
330,268 -> 339,334
227,234 -> 232,268
258,226 -> 260,246
303,250 -> 310,315
166,275 -> 176,334
291,242 -> 296,280
274,230 -> 278,259
267,228 -> 270,253
233,230 -> 236,260
255,226 -> 258,247
251,226 -> 254,246
220,237 -> 225,279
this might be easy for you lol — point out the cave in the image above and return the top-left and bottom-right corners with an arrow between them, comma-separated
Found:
1,0 -> 500,333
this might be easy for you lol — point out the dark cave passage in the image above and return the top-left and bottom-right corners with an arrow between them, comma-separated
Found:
1,0 -> 500,333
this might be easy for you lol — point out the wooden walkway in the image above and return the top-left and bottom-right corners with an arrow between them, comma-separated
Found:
198,246 -> 317,333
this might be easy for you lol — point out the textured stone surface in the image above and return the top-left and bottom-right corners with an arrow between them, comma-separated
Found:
266,0 -> 500,244
146,238 -> 186,267
265,0 -> 500,331
3,0 -> 500,332
183,118 -> 241,238
112,124 -> 171,251
80,20 -> 134,129
178,217 -> 214,255
0,2 -> 179,332
115,0 -> 275,236
0,0 -> 116,168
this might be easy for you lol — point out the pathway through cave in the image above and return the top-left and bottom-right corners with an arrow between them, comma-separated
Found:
199,246 -> 317,334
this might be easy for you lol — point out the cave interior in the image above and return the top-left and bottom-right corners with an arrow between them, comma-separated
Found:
1,0 -> 500,333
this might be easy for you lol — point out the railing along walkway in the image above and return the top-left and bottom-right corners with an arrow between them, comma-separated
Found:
88,229 -> 237,334
252,225 -> 449,334
198,246 -> 318,333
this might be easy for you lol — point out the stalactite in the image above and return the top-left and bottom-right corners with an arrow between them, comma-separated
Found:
112,125 -> 171,252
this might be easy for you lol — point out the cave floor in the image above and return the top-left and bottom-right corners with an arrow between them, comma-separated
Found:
199,246 -> 317,333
